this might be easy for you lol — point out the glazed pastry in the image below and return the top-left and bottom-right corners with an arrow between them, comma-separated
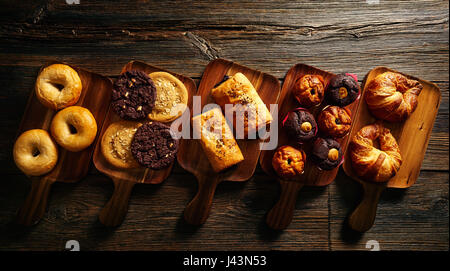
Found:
101,121 -> 142,169
35,64 -> 82,110
292,74 -> 325,107
282,108 -> 317,143
272,145 -> 306,179
112,70 -> 156,120
148,72 -> 188,123
192,107 -> 244,172
211,73 -> 272,138
326,73 -> 360,107
311,138 -> 343,170
131,121 -> 179,169
365,71 -> 423,122
13,129 -> 58,176
349,122 -> 402,182
317,106 -> 352,138
50,106 -> 97,152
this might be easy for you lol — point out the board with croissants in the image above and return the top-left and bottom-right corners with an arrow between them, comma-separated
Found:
12,59 -> 440,231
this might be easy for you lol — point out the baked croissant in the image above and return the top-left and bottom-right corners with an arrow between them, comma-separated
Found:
349,122 -> 402,182
365,72 -> 422,122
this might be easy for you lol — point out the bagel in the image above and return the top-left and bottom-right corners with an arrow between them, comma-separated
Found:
365,71 -> 422,122
13,129 -> 58,176
35,64 -> 82,110
349,122 -> 402,182
50,106 -> 97,152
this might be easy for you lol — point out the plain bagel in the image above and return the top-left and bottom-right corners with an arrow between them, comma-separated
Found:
50,106 -> 97,152
35,64 -> 82,110
13,129 -> 58,176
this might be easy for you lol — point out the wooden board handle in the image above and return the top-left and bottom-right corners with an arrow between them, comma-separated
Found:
184,174 -> 221,225
99,178 -> 136,227
348,182 -> 386,232
16,177 -> 55,226
266,180 -> 304,230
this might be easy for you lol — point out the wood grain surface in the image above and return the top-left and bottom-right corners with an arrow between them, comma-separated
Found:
0,0 -> 448,250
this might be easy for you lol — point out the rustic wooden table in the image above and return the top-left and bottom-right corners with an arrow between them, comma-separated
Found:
0,0 -> 448,251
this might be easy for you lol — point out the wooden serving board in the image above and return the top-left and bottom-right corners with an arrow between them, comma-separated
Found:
343,66 -> 441,232
15,61 -> 112,226
177,58 -> 281,225
259,63 -> 362,230
93,60 -> 196,227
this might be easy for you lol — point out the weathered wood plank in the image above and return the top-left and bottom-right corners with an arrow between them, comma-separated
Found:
330,170 -> 449,250
0,0 -> 448,251
0,172 -> 329,250
0,0 -> 448,81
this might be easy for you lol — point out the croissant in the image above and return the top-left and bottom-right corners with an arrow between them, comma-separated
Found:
365,72 -> 422,122
349,122 -> 402,182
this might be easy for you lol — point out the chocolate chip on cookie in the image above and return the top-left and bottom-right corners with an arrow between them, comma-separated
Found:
130,121 -> 179,169
112,70 -> 156,120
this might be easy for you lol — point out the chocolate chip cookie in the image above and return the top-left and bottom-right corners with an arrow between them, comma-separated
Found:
130,121 -> 179,169
112,70 -> 156,120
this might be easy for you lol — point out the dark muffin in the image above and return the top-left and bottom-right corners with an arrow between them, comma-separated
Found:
311,138 -> 343,170
282,108 -> 317,143
317,106 -> 352,138
326,73 -> 360,107
131,121 -> 179,169
293,74 -> 325,108
272,145 -> 306,179
112,70 -> 156,120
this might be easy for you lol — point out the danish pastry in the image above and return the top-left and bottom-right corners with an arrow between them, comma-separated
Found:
349,122 -> 402,182
365,71 -> 422,122
192,107 -> 244,172
211,73 -> 272,138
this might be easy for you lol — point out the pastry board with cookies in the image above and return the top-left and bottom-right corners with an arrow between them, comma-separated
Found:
343,66 -> 441,232
177,58 -> 281,225
259,63 -> 363,229
93,60 -> 196,227
13,61 -> 112,226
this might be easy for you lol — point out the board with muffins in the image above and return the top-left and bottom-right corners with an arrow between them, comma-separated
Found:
93,61 -> 196,227
13,61 -> 112,226
12,59 -> 440,234
259,64 -> 363,230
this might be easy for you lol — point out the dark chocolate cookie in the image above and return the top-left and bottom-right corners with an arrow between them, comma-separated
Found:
283,109 -> 317,143
326,73 -> 360,107
130,121 -> 179,169
311,138 -> 342,170
112,70 -> 156,120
